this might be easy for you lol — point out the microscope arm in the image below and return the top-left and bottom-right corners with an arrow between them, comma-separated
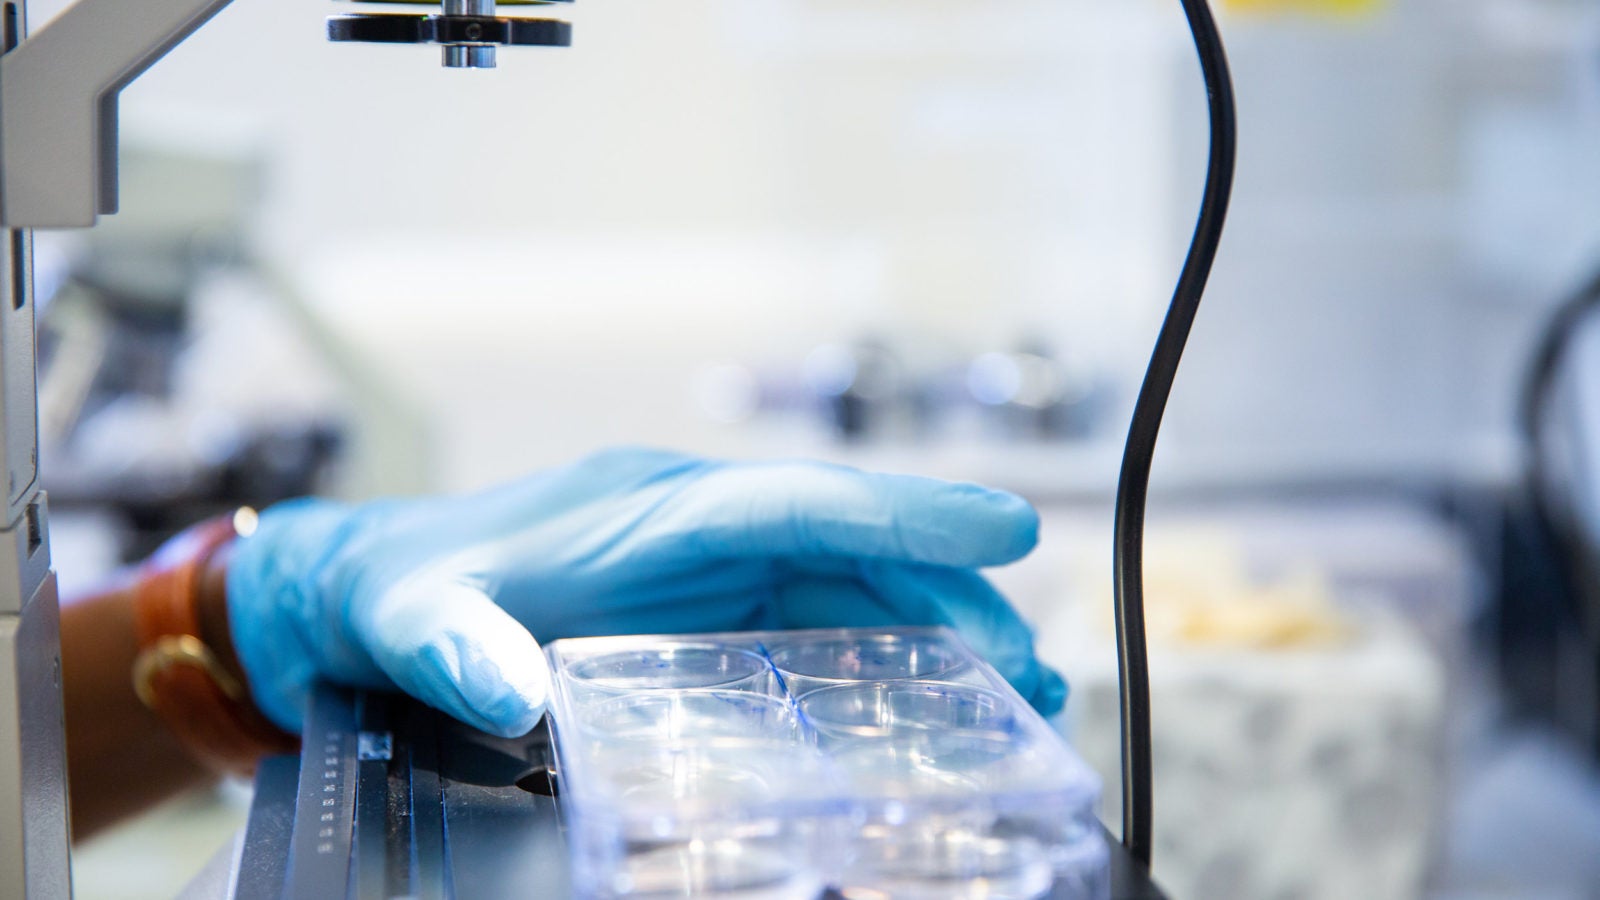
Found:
0,0 -> 569,229
0,0 -> 236,228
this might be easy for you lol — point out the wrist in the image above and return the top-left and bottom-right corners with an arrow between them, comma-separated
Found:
133,512 -> 298,775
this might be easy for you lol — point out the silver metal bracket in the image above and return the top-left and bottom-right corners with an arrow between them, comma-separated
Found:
0,0 -> 236,227
0,226 -> 34,525
0,545 -> 64,900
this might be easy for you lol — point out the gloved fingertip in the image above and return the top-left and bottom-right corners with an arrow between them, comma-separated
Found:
474,692 -> 547,740
365,580 -> 553,738
1031,667 -> 1068,718
941,484 -> 1039,565
995,491 -> 1041,561
458,648 -> 552,738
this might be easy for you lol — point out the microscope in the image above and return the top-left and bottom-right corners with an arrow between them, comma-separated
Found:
0,1 -> 569,893
0,0 -> 1232,894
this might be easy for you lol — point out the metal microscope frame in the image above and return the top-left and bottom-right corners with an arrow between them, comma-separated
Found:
0,0 -> 568,894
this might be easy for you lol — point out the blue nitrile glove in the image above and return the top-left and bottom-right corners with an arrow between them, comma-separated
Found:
227,447 -> 1066,738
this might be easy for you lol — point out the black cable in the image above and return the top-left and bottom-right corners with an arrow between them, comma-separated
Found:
1112,0 -> 1236,867
1517,266 -> 1600,446
1518,266 -> 1600,544
1514,266 -> 1600,716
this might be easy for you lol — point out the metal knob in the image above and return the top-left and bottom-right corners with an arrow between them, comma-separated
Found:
441,0 -> 495,68
325,0 -> 572,69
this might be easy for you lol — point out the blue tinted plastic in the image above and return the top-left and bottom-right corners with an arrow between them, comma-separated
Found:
546,626 -> 1108,900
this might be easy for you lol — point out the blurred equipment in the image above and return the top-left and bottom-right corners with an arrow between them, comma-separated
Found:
802,337 -> 921,442
1041,500 -> 1464,900
37,134 -> 344,562
1062,606 -> 1442,900
1503,264 -> 1600,757
966,342 -> 1105,442
717,335 -> 1110,445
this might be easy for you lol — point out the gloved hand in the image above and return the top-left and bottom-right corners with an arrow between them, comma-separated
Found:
227,447 -> 1065,738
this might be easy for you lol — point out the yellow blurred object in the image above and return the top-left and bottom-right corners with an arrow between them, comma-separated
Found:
1086,529 -> 1353,649
1223,0 -> 1384,18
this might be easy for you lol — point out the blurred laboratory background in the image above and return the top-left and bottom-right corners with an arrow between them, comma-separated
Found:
31,0 -> 1600,896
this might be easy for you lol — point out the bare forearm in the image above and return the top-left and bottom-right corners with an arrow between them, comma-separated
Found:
61,569 -> 214,840
59,529 -> 265,842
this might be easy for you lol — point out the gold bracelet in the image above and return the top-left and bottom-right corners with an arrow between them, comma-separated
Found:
132,634 -> 246,709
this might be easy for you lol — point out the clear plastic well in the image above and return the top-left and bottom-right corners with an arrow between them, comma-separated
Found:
546,627 -> 1108,900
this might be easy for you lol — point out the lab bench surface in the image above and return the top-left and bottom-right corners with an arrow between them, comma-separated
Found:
230,687 -> 1166,899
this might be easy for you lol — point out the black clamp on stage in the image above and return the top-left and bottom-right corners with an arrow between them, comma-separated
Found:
327,0 -> 571,68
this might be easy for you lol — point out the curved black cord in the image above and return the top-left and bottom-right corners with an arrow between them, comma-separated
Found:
1112,0 -> 1236,867
1514,266 -> 1600,648
1518,266 -> 1600,445
1518,266 -> 1600,541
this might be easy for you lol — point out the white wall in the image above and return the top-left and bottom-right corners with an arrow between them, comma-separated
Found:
1163,2 -> 1600,485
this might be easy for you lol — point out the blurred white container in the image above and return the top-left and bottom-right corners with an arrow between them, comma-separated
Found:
1026,500 -> 1466,900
